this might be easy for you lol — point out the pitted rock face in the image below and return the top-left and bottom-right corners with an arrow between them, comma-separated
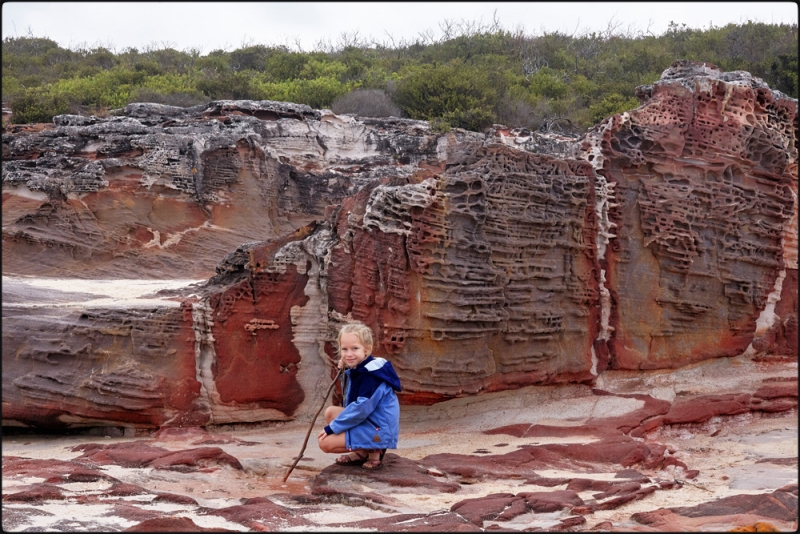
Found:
326,142 -> 602,401
578,60 -> 797,370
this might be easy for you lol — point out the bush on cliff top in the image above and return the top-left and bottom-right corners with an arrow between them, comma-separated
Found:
2,20 -> 797,129
331,88 -> 403,117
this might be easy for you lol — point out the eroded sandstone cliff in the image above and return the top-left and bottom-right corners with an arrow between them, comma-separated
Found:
2,100 -> 478,278
2,61 -> 796,429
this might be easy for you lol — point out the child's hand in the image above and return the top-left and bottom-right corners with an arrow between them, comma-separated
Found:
337,358 -> 344,369
317,429 -> 327,440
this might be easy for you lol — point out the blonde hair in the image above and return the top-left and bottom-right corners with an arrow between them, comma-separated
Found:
337,322 -> 374,354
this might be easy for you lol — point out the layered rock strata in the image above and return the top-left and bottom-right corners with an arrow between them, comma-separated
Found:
2,61 -> 797,429
2,100 -> 478,278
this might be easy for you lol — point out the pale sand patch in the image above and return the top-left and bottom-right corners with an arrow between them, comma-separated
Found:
55,480 -> 115,493
1,276 -> 204,309
2,436 -> 97,461
302,506 -> 398,525
163,514 -> 249,532
484,510 -> 570,531
595,355 -> 798,399
401,385 -> 644,433
5,499 -> 251,532
1,503 -> 137,531
397,430 -> 603,461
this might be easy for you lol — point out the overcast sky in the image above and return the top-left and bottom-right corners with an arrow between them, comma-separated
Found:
2,2 -> 797,53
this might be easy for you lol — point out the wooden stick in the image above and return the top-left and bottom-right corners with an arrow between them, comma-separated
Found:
282,368 -> 343,482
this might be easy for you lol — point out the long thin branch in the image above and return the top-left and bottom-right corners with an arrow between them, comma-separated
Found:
282,368 -> 343,482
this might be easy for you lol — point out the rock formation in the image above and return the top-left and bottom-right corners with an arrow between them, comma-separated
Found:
2,100 -> 477,278
579,60 -> 798,370
2,61 -> 797,430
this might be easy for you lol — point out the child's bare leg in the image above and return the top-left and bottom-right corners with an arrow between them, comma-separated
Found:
317,432 -> 348,453
324,406 -> 344,425
319,406 -> 370,462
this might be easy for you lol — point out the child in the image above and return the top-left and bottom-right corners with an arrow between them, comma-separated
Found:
317,321 -> 402,470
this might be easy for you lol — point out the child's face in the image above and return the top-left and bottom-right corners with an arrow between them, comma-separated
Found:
340,333 -> 370,368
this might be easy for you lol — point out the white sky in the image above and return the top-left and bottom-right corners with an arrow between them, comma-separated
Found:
2,2 -> 797,53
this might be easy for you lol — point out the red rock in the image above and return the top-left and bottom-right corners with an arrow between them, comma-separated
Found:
566,478 -> 613,492
771,268 -> 798,357
2,483 -> 66,502
592,481 -> 641,500
72,442 -> 242,470
632,485 -> 798,531
421,433 -> 669,482
539,436 -> 668,469
3,456 -> 115,484
753,381 -> 799,399
108,503 -> 164,524
486,391 -> 672,439
519,490 -> 585,513
328,512 -> 481,532
2,304 -> 204,429
671,485 -> 798,521
105,482 -> 148,497
450,493 -> 521,524
341,145 -> 602,402
496,497 -> 530,520
72,442 -> 170,467
152,493 -> 198,505
663,393 -> 752,424
614,468 -> 652,482
149,447 -> 243,471
208,266 -> 308,413
593,485 -> 657,511
313,452 -> 460,498
553,516 -> 588,530
591,61 -> 797,371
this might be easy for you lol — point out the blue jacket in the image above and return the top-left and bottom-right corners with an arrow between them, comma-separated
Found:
324,356 -> 402,450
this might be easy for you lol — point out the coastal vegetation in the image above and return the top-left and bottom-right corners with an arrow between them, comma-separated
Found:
2,20 -> 797,131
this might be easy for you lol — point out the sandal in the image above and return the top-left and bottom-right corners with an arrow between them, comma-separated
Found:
362,449 -> 386,470
335,450 -> 368,466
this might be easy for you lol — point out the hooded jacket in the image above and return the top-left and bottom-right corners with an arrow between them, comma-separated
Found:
324,355 -> 402,450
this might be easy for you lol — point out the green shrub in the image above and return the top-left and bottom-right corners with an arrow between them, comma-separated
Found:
589,93 -> 641,124
394,60 -> 498,129
9,89 -> 69,123
130,87 -> 210,107
331,88 -> 402,117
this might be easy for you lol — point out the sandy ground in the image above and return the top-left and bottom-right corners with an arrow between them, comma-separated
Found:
1,275 -> 205,309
